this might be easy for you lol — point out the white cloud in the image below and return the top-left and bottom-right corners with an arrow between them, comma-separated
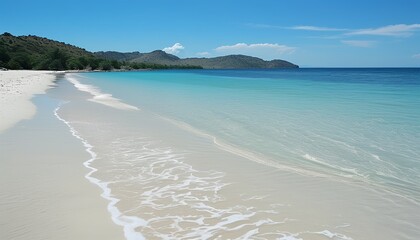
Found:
162,43 -> 184,54
341,40 -> 375,47
290,25 -> 347,31
348,24 -> 420,37
413,53 -> 420,59
249,24 -> 346,31
197,51 -> 210,57
215,43 -> 295,60
287,23 -> 420,37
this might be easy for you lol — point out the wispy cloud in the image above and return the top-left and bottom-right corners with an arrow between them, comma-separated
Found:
248,23 -> 346,31
285,23 -> 420,37
341,40 -> 376,47
413,53 -> 420,59
289,25 -> 347,31
215,43 -> 295,60
347,24 -> 420,37
162,43 -> 184,54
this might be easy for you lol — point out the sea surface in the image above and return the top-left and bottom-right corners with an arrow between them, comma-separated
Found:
56,68 -> 420,239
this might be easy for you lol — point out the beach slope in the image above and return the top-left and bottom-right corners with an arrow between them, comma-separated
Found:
0,70 -> 57,133
0,71 -> 124,239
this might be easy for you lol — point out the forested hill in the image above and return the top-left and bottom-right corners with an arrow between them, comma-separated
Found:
0,32 -> 98,70
0,32 -> 298,70
95,50 -> 299,69
0,33 -> 200,70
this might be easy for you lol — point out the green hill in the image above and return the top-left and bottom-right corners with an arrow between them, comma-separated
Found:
95,50 -> 181,65
0,32 -> 99,70
0,32 -> 298,70
94,51 -> 144,62
95,50 -> 299,69
179,55 -> 297,69
0,33 -> 199,70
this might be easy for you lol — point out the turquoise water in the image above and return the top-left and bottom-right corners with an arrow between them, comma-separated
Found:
76,68 -> 420,203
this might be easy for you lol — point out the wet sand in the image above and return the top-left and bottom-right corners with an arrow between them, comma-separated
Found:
0,73 -> 124,239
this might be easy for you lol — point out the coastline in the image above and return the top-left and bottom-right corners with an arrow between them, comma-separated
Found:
0,70 -> 58,133
59,71 -> 420,239
2,69 -> 419,239
0,71 -> 124,239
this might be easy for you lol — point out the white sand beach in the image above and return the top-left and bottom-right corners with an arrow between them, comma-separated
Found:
0,70 -> 57,133
0,71 -> 124,240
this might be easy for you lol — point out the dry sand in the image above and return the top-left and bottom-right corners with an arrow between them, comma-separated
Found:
0,70 -> 57,133
0,71 -> 124,239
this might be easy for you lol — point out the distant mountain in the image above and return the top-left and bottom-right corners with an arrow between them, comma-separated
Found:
179,55 -> 297,69
95,50 -> 299,69
0,32 -> 298,70
0,33 -> 193,70
133,50 -> 181,64
95,50 -> 182,64
94,51 -> 144,62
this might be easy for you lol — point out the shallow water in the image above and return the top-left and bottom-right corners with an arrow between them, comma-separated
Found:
56,69 -> 420,239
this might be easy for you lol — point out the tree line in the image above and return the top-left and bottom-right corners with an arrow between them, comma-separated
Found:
0,32 -> 202,71
0,47 -> 202,71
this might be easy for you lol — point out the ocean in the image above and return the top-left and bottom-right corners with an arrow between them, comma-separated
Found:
56,68 -> 420,239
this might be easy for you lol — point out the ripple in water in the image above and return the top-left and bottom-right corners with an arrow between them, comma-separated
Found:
67,126 -> 353,239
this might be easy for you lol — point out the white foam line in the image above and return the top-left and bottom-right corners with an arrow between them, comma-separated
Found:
155,114 -> 331,178
54,104 -> 146,240
314,230 -> 353,240
301,153 -> 366,178
155,114 -> 420,205
66,74 -> 139,111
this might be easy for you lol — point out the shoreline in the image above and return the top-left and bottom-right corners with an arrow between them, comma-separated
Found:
0,71 -> 124,239
0,70 -> 58,133
2,69 -> 419,239
54,104 -> 145,240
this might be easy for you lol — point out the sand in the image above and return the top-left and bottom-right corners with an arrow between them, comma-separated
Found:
0,70 -> 57,133
0,71 -> 124,240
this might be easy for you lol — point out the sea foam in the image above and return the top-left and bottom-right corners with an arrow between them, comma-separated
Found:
102,135 -> 290,239
54,104 -> 288,239
54,104 -> 146,240
67,75 -> 139,111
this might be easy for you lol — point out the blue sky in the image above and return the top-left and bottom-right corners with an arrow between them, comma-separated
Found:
1,0 -> 420,67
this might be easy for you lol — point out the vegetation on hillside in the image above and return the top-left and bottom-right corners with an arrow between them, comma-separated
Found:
1,32 -> 297,70
95,50 -> 299,69
0,32 -> 95,70
0,33 -> 202,70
